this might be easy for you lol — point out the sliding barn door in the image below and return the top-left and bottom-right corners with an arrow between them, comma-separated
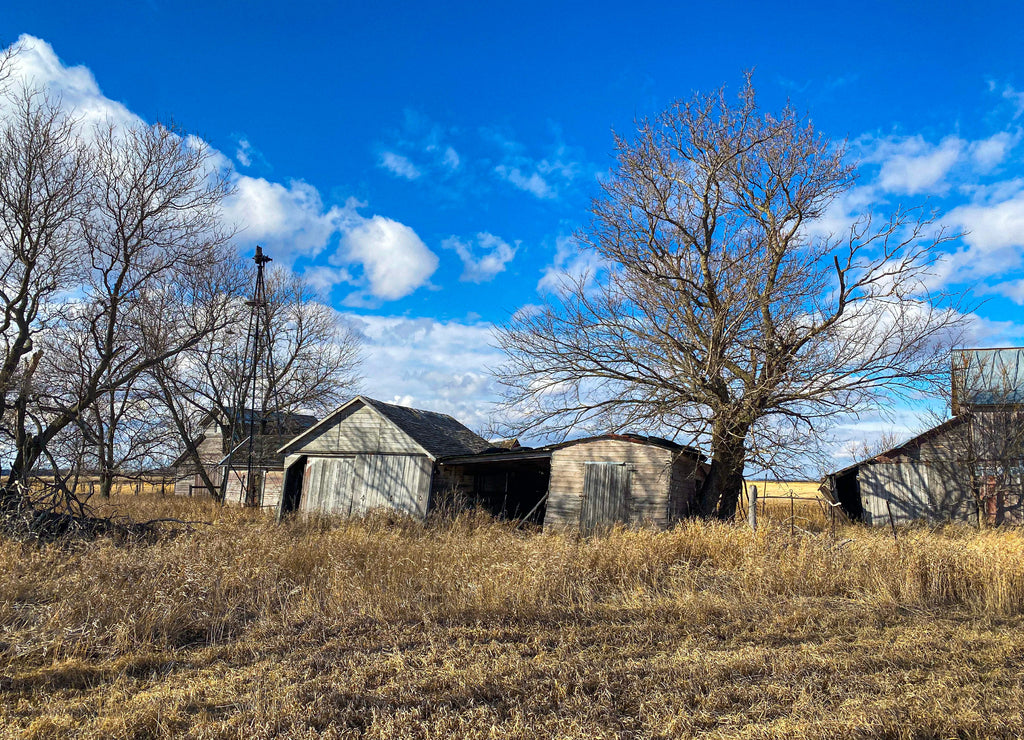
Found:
580,462 -> 630,534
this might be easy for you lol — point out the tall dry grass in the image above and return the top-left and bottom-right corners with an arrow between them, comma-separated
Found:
3,495 -> 1024,661
3,494 -> 1024,738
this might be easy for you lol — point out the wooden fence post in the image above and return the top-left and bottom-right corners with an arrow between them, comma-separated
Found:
747,485 -> 757,532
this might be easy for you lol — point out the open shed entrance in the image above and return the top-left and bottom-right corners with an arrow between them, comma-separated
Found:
280,456 -> 307,515
831,468 -> 863,522
439,451 -> 551,525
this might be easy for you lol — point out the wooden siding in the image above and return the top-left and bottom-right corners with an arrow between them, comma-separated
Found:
579,463 -> 630,533
860,462 -> 974,525
545,440 -> 679,529
293,403 -> 427,456
173,476 -> 191,498
300,454 -> 432,518
261,470 -> 284,509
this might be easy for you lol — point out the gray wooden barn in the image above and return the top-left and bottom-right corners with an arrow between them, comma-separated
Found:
276,396 -> 491,518
828,348 -> 1024,526
438,434 -> 708,532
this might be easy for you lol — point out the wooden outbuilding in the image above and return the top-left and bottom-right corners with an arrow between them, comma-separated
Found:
439,434 -> 708,532
172,408 -> 317,507
828,348 -> 1024,525
276,396 -> 491,519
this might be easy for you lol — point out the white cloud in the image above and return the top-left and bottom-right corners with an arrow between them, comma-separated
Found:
222,177 -> 349,261
970,131 -> 1016,171
494,164 -> 554,199
442,232 -> 518,282
302,265 -> 353,294
236,138 -> 253,167
442,146 -> 460,170
993,81 -> 1024,119
379,150 -> 421,180
940,189 -> 1024,292
348,314 -> 504,434
1,36 -> 437,305
486,127 -> 586,200
1,34 -> 138,132
871,135 -> 964,195
537,236 -> 606,295
335,216 -> 438,301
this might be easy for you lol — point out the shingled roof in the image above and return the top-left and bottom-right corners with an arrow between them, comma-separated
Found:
278,396 -> 490,459
360,397 -> 491,458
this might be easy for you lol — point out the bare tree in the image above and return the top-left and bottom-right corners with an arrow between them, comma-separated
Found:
150,265 -> 362,499
496,76 -> 968,520
0,85 -> 237,519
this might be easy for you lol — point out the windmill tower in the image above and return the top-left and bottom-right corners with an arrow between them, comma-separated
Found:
227,245 -> 283,507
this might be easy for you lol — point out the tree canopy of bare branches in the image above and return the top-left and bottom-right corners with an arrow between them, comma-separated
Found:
0,81 -> 238,518
150,266 -> 362,500
496,77 -> 968,520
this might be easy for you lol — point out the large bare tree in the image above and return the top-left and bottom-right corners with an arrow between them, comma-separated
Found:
496,77 -> 968,520
0,84 -> 238,517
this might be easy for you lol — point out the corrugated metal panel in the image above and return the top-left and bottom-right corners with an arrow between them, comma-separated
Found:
860,461 -> 974,525
580,462 -> 630,534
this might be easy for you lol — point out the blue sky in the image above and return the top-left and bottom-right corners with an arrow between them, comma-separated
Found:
3,1 -> 1024,463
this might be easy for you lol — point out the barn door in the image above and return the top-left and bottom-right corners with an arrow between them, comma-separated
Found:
580,462 -> 630,534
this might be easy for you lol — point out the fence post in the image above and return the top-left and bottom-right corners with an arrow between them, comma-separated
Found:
747,485 -> 757,531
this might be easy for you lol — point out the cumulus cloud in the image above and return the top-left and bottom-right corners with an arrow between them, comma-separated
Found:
1,35 -> 441,305
442,232 -> 518,282
970,131 -> 1016,171
942,189 -> 1024,294
1,34 -> 138,131
222,177 -> 350,260
334,216 -> 438,301
378,150 -> 421,180
873,135 -> 964,195
537,236 -> 606,295
348,314 -> 504,434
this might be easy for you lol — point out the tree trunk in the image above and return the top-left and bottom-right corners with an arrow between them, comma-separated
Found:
697,420 -> 749,520
99,468 -> 114,499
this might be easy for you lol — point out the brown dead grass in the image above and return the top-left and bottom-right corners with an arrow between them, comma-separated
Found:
3,494 -> 1024,738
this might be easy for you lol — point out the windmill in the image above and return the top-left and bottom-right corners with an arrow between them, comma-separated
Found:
224,245 -> 283,507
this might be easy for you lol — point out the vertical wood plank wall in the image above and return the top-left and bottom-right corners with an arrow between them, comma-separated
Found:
545,440 -> 701,530
299,454 -> 431,518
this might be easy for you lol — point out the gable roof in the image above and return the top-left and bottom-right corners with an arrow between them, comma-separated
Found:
828,415 -> 970,478
278,395 -> 490,459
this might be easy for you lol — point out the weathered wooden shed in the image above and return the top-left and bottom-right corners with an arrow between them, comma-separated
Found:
276,396 -> 491,519
439,434 -> 707,532
828,411 -> 1024,526
829,348 -> 1024,526
172,408 -> 317,507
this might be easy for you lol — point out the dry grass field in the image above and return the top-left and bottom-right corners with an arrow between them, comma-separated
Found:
3,494 -> 1024,739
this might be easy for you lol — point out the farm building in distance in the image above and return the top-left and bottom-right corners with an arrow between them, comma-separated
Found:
172,408 -> 317,507
828,348 -> 1024,525
275,395 -> 708,531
